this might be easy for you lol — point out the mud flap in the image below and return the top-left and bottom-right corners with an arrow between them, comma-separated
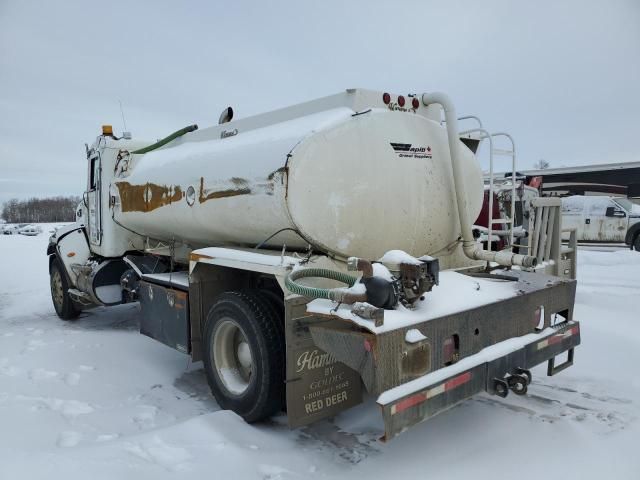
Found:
284,297 -> 363,428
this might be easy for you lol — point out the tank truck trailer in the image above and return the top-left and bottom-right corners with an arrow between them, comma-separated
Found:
47,89 -> 580,440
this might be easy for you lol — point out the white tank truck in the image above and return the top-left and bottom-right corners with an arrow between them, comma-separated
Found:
48,89 -> 580,440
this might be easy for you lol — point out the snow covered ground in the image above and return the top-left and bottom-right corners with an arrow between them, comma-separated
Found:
1,227 -> 639,479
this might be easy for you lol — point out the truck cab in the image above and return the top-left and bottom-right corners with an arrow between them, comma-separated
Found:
561,195 -> 640,249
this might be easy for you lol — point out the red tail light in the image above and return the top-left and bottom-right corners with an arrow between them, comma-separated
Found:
397,95 -> 406,107
383,92 -> 391,104
412,97 -> 420,109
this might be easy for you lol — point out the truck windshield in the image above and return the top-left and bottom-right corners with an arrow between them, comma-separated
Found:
614,198 -> 633,211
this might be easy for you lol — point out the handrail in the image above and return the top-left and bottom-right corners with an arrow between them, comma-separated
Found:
459,128 -> 496,251
422,92 -> 536,268
491,132 -> 516,249
457,115 -> 483,128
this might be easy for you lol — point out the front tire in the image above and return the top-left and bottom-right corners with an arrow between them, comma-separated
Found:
50,257 -> 80,320
203,291 -> 285,422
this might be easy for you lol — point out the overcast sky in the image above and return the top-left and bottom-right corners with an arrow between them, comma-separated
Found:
1,0 -> 639,205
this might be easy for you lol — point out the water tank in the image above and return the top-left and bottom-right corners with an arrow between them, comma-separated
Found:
113,107 -> 483,260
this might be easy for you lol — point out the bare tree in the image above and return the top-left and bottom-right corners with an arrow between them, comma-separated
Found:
1,196 -> 80,223
533,159 -> 550,170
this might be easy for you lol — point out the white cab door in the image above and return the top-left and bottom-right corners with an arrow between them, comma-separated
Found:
582,197 -> 626,242
561,197 -> 584,240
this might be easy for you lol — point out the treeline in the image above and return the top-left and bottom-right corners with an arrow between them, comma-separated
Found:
1,196 -> 81,223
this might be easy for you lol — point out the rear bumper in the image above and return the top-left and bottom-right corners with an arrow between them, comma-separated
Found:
377,322 -> 580,441
294,270 -> 578,436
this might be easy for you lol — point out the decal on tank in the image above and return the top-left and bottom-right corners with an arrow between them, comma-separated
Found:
389,143 -> 432,159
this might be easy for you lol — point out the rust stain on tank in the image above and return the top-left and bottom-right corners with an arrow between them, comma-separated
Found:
198,177 -> 251,203
189,252 -> 213,262
116,182 -> 183,213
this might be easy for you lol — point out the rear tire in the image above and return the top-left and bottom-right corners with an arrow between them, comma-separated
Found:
203,291 -> 285,422
50,257 -> 80,320
253,289 -> 286,408
254,288 -> 285,337
634,235 -> 640,252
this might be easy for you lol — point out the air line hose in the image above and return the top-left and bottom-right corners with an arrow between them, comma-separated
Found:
131,124 -> 199,155
285,268 -> 360,302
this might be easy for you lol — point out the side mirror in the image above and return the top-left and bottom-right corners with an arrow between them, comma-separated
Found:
605,206 -> 626,218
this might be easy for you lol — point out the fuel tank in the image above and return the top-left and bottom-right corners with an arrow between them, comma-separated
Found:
112,107 -> 483,260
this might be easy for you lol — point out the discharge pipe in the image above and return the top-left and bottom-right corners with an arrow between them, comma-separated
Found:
421,92 -> 536,268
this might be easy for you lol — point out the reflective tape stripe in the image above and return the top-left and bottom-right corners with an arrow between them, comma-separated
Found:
426,383 -> 446,399
391,393 -> 427,415
390,371 -> 472,415
445,371 -> 472,390
536,326 -> 579,351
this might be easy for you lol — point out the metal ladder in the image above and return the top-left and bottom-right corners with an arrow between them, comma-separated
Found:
490,133 -> 516,250
458,118 -> 517,252
455,116 -> 575,279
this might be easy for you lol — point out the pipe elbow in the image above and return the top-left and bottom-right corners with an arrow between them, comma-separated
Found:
330,290 -> 368,304
466,243 -> 537,268
421,92 -> 454,113
347,257 -> 373,278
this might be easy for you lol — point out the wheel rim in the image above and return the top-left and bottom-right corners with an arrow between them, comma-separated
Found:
212,318 -> 253,395
51,269 -> 64,310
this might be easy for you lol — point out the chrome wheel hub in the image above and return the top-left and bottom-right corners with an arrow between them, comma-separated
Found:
213,319 -> 253,395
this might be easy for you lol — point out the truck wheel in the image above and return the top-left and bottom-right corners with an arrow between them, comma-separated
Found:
50,257 -> 80,320
254,288 -> 285,337
203,291 -> 285,422
634,235 -> 640,252
253,289 -> 286,408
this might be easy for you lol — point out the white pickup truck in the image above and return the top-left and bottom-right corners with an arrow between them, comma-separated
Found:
561,196 -> 640,250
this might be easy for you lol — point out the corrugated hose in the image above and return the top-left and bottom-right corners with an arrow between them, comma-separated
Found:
285,268 -> 359,301
131,124 -> 199,155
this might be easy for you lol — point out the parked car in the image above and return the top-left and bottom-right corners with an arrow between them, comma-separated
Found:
561,196 -> 640,249
2,224 -> 27,235
49,224 -> 71,234
18,224 -> 43,236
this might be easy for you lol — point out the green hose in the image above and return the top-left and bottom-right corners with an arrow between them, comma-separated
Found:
131,124 -> 198,155
285,268 -> 359,301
